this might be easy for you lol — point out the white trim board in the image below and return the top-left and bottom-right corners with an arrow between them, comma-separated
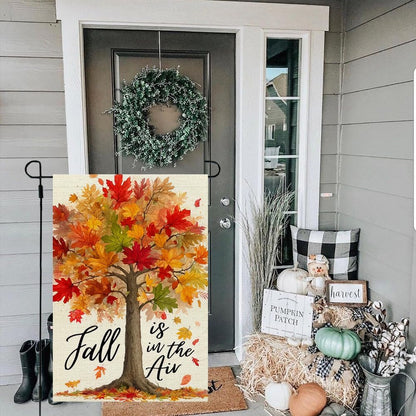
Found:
56,0 -> 328,31
56,0 -> 329,361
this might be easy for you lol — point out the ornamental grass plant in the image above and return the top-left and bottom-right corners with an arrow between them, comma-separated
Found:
238,188 -> 294,331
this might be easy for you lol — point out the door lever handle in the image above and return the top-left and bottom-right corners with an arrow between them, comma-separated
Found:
219,218 -> 232,229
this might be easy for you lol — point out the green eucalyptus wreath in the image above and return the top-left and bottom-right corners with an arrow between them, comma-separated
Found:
110,67 -> 208,168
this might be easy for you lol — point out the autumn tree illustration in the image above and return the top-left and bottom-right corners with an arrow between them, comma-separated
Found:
53,175 -> 208,395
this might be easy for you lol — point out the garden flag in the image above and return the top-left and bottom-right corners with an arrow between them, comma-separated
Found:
52,174 -> 208,402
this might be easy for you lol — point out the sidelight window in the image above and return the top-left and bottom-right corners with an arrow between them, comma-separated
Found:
264,38 -> 300,266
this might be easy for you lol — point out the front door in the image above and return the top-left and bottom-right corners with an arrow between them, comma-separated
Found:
84,29 -> 235,351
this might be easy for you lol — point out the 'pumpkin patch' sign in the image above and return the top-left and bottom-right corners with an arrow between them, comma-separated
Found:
52,174 -> 208,402
261,289 -> 314,339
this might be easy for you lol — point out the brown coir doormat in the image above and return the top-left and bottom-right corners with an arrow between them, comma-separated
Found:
102,366 -> 247,416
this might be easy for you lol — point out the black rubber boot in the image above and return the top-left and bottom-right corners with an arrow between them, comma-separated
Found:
32,339 -> 51,402
47,313 -> 61,405
14,340 -> 37,403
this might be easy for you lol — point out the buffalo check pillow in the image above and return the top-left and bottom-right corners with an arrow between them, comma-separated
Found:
290,226 -> 360,280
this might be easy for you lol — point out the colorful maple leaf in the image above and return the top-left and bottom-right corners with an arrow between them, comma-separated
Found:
178,267 -> 208,289
137,291 -> 153,304
192,357 -> 200,366
175,227 -> 205,249
157,266 -> 172,280
53,237 -> 69,259
53,204 -> 69,222
106,295 -> 117,305
53,277 -> 81,303
68,223 -> 100,248
65,380 -> 80,389
84,277 -> 112,304
151,284 -> 177,312
173,317 -> 181,324
105,175 -> 132,209
94,366 -> 106,379
133,178 -> 150,200
127,224 -> 144,240
157,247 -> 184,269
190,245 -> 208,265
146,222 -> 158,237
68,309 -> 84,323
122,242 -> 155,270
165,205 -> 193,236
120,217 -> 135,229
87,243 -> 118,272
71,294 -> 89,313
145,274 -> 158,289
102,223 -> 132,253
153,233 -> 168,248
86,216 -> 102,231
187,222 -> 205,235
176,285 -> 198,305
121,201 -> 140,219
177,327 -> 192,340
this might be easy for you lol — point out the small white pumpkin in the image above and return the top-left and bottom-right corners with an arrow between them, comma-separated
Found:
277,264 -> 310,295
301,337 -> 314,347
265,381 -> 293,411
287,337 -> 302,347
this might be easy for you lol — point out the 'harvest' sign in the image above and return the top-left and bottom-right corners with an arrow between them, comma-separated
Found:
326,280 -> 368,306
261,290 -> 314,338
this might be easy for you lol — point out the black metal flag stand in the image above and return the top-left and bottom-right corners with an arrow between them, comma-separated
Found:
24,160 -> 53,416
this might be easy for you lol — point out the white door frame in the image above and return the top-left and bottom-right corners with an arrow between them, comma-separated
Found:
56,0 -> 329,360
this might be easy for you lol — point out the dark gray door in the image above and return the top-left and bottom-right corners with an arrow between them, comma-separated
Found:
84,29 -> 235,351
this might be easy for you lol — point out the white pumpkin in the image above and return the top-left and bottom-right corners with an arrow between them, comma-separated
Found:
265,382 -> 293,411
277,265 -> 310,295
287,337 -> 302,347
301,337 -> 314,347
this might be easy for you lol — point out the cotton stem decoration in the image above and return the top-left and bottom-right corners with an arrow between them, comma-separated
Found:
367,301 -> 416,376
238,189 -> 293,331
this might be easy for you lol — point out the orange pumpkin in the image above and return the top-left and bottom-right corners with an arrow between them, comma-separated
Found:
289,383 -> 327,416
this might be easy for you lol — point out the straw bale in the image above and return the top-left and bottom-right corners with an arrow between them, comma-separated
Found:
238,333 -> 360,408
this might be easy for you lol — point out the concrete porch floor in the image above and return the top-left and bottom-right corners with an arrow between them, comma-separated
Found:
0,352 -> 268,416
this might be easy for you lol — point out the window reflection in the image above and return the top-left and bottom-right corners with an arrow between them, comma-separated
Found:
265,100 -> 298,156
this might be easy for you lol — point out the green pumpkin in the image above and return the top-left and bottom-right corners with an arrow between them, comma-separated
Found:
315,327 -> 361,360
320,403 -> 354,416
